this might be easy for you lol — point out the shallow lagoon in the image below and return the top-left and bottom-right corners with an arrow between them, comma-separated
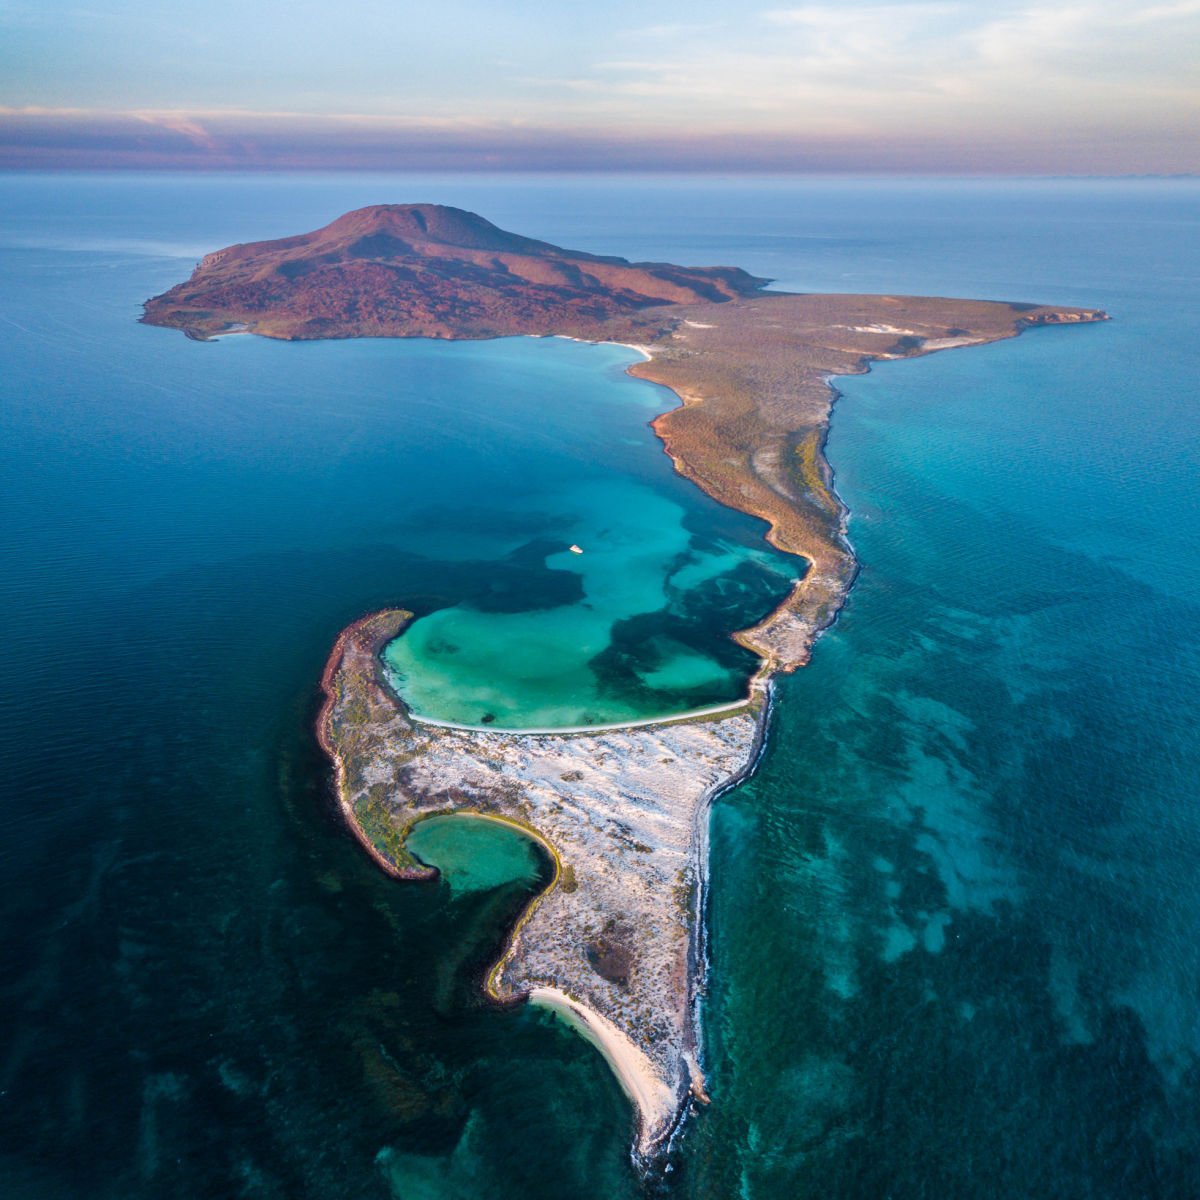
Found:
407,815 -> 547,897
384,468 -> 796,728
370,344 -> 796,729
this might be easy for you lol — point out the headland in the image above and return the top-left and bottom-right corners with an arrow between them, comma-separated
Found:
141,202 -> 765,341
316,608 -> 767,1157
148,205 -> 1108,1163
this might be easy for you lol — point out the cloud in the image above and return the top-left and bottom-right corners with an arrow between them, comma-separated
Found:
1,1 -> 1196,172
131,111 -> 218,153
0,106 -> 1195,173
526,0 -> 1200,140
967,0 -> 1200,74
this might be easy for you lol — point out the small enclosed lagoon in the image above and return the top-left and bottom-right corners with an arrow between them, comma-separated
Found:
406,815 -> 549,897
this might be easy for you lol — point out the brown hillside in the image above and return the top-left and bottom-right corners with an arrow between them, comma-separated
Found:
142,203 -> 770,340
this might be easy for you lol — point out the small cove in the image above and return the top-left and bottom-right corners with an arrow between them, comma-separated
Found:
406,815 -> 548,897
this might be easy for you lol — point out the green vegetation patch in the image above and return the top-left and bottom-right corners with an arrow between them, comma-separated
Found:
352,791 -> 419,872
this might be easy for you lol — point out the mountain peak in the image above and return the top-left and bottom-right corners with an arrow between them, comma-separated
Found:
144,204 -> 772,341
323,204 -> 550,254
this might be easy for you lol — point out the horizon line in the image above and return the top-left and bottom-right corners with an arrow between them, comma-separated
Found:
2,110 -> 1196,176
2,164 -> 1197,180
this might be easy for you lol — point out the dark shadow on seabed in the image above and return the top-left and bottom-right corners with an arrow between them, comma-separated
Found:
3,173 -> 1199,1199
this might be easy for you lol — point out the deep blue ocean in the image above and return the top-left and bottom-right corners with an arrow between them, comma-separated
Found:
1,173 -> 1198,1197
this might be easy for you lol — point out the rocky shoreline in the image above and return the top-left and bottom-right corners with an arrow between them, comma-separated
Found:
317,608 -> 769,1160
315,613 -> 435,882
148,205 -> 1108,1166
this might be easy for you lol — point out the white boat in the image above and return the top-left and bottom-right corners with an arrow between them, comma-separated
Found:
569,544 -> 583,554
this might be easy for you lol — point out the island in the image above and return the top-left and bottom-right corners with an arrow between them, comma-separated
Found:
145,205 -> 1108,1164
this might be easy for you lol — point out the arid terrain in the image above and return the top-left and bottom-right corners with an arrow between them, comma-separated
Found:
318,610 -> 767,1158
141,202 -> 765,340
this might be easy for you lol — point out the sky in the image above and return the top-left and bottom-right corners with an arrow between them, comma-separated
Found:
2,0 -> 1198,172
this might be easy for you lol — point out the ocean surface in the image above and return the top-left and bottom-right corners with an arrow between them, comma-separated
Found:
1,173 -> 1198,1197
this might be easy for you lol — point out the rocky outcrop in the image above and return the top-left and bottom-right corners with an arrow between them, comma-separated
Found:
1018,308 -> 1109,325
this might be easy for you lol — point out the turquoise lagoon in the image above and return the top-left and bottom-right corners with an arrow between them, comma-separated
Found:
2,173 -> 1199,1199
206,332 -> 793,732
383,462 -> 796,728
406,816 -> 547,898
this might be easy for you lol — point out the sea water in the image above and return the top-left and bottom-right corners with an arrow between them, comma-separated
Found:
406,817 -> 546,898
1,173 -> 1198,1198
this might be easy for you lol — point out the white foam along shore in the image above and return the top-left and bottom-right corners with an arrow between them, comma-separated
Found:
529,987 -> 678,1156
551,333 -> 654,362
400,692 -> 760,737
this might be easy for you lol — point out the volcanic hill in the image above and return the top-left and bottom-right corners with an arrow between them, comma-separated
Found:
142,203 -> 769,340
